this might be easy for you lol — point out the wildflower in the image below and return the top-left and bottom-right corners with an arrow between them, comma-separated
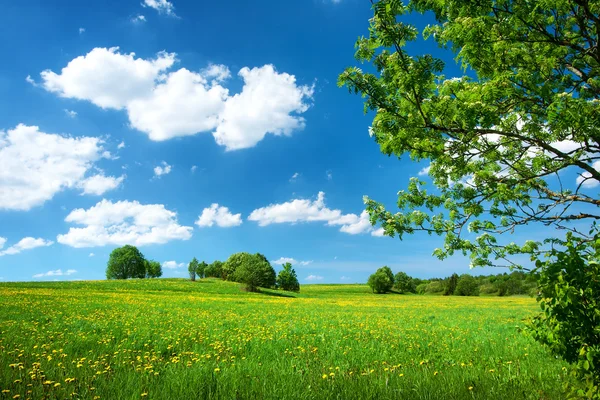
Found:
141,394 -> 148,397
322,374 -> 328,379
468,386 -> 473,391
214,368 -> 220,373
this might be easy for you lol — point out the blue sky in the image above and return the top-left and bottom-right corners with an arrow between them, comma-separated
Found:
0,0 -> 544,282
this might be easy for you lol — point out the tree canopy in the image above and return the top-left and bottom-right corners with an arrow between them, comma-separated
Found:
106,245 -> 146,280
277,262 -> 300,292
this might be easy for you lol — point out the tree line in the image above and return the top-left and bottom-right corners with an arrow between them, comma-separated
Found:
368,267 -> 537,297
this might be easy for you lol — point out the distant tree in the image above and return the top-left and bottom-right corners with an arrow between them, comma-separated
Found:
394,271 -> 416,293
277,263 -> 300,292
368,270 -> 393,294
106,245 -> 146,280
145,260 -> 162,278
196,261 -> 208,279
233,253 -> 276,291
455,275 -> 480,296
444,273 -> 459,296
205,261 -> 223,278
188,257 -> 199,282
378,266 -> 395,286
223,252 -> 253,281
424,281 -> 444,294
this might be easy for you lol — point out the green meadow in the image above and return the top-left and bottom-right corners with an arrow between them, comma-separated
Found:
0,279 -> 570,399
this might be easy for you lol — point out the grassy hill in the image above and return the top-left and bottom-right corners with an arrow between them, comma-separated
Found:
0,279 -> 570,399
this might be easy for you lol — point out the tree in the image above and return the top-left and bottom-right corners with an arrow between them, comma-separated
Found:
106,245 -> 146,280
188,257 -> 199,282
378,266 -> 395,286
205,261 -> 223,278
232,253 -> 276,291
368,270 -> 393,294
277,262 -> 300,292
223,252 -> 252,281
340,0 -> 600,391
394,271 -> 416,293
197,261 -> 208,279
455,275 -> 480,296
145,260 -> 162,278
444,273 -> 459,296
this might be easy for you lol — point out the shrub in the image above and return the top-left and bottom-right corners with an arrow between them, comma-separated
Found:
479,283 -> 497,295
276,263 -> 300,292
424,281 -> 444,294
416,283 -> 428,295
455,275 -> 480,296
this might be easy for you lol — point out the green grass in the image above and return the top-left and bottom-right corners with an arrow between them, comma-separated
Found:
0,279 -> 571,399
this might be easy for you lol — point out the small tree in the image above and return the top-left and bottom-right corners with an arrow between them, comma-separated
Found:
145,260 -> 162,278
277,263 -> 300,292
188,257 -> 199,281
394,271 -> 416,294
368,270 -> 393,294
233,254 -> 276,291
197,261 -> 208,279
444,273 -> 459,296
106,245 -> 146,280
455,275 -> 480,296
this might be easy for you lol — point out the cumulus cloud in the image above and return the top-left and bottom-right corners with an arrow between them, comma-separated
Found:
0,237 -> 53,256
190,165 -> 197,173
271,257 -> 312,266
78,174 -> 125,195
305,275 -> 323,281
290,172 -> 300,182
248,192 -> 377,235
326,170 -> 333,180
196,204 -> 242,227
0,124 -> 121,210
57,199 -> 193,248
37,48 -> 313,150
162,260 -> 185,269
418,165 -> 430,176
371,228 -> 385,237
33,269 -> 77,278
79,27 -> 85,34
143,0 -> 176,16
117,141 -> 126,149
153,161 -> 172,177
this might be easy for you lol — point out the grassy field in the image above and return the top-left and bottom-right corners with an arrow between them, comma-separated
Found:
0,279 -> 571,399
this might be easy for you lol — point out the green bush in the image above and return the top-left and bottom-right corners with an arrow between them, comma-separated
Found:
424,281 -> 444,294
416,283 -> 428,295
455,275 -> 480,296
479,283 -> 497,295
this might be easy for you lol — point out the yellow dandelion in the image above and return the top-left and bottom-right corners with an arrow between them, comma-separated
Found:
322,374 -> 328,379
214,368 -> 220,373
468,386 -> 473,391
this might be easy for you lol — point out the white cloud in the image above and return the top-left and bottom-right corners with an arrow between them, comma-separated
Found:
64,109 -> 77,118
57,199 -> 193,248
305,275 -> 323,281
418,165 -> 431,176
576,160 -> 600,188
131,15 -> 147,23
0,237 -> 5,249
143,0 -> 176,16
0,237 -> 53,256
78,174 -> 125,195
89,253 -> 95,257
271,257 -> 312,266
117,141 -> 126,149
196,204 -> 242,227
213,65 -> 314,151
371,228 -> 385,237
33,269 -> 77,278
326,170 -> 333,180
290,172 -> 300,182
153,161 -> 172,177
190,165 -> 197,173
163,260 -> 185,269
79,27 -> 85,34
40,47 -> 176,109
248,192 -> 375,235
0,124 -> 120,210
127,68 -> 228,141
38,49 -> 313,150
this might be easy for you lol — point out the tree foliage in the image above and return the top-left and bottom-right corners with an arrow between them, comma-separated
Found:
454,275 -> 480,296
394,271 -> 416,293
277,262 -> 300,292
106,245 -> 146,280
145,260 -> 162,278
444,273 -> 459,296
197,261 -> 208,279
231,253 -> 276,291
368,267 -> 394,293
340,0 -> 600,391
188,257 -> 199,282
205,261 -> 224,278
